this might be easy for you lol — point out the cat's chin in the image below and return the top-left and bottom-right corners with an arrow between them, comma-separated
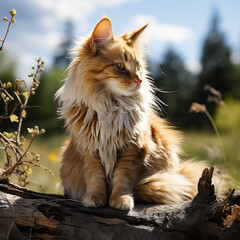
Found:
107,81 -> 141,97
112,85 -> 141,97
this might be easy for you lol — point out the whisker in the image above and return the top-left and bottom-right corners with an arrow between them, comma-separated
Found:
153,87 -> 178,94
154,95 -> 168,107
158,64 -> 167,77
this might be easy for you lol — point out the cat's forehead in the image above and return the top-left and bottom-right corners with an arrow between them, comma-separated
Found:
109,35 -> 139,62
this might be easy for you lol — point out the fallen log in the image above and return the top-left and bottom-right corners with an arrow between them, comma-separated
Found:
0,167 -> 239,240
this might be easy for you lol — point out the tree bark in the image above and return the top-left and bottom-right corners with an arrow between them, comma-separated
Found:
0,167 -> 239,240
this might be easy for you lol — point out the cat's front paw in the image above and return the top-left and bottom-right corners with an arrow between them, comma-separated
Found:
109,194 -> 134,210
82,193 -> 107,207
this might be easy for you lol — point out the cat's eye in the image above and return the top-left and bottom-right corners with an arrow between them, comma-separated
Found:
137,65 -> 141,71
116,62 -> 125,71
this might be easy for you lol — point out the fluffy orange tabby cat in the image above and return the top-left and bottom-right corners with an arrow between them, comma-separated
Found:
56,17 -> 205,210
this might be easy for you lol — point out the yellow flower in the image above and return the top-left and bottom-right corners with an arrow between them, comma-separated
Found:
48,148 -> 60,163
48,153 -> 57,162
9,114 -> 19,122
1,93 -> 6,99
26,168 -> 32,175
9,9 -> 17,16
22,91 -> 29,100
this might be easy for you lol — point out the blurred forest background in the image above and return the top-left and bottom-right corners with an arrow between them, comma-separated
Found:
0,10 -> 240,194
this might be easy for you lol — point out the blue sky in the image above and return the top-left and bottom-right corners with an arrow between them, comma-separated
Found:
0,0 -> 239,79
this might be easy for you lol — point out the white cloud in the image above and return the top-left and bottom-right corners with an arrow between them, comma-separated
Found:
40,16 -> 58,30
6,29 -> 63,79
6,0 -> 138,78
31,1 -> 94,33
21,32 -> 63,52
33,0 -> 136,23
131,14 -> 192,44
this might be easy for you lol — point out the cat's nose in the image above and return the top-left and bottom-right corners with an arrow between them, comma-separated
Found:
133,74 -> 142,86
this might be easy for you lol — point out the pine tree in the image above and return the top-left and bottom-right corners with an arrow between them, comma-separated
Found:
197,11 -> 233,116
154,48 -> 195,127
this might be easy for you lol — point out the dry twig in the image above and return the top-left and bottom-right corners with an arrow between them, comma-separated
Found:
0,9 -> 50,187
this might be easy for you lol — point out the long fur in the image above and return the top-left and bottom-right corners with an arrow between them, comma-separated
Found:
56,18 -> 206,210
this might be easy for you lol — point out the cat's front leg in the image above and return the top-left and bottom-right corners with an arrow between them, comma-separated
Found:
109,146 -> 142,210
82,153 -> 107,207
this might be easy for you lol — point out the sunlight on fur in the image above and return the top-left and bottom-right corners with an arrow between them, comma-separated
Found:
56,17 -> 206,210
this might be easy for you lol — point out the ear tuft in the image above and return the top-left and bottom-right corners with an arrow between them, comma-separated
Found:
130,23 -> 148,42
90,18 -> 113,50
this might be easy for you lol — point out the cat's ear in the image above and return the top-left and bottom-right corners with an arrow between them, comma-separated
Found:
130,23 -> 148,42
90,18 -> 113,51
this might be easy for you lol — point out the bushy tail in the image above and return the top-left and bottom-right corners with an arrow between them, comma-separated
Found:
135,160 -> 207,204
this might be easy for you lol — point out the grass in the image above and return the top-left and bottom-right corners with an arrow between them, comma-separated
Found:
1,130 -> 239,194
18,133 -> 67,194
183,130 -> 240,189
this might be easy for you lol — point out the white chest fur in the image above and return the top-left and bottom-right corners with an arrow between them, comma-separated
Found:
75,99 -> 147,177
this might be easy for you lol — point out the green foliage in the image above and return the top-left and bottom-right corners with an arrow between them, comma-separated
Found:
183,131 -> 240,187
230,65 -> 240,99
214,96 -> 240,133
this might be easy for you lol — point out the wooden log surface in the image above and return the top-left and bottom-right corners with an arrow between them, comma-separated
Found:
0,167 -> 240,240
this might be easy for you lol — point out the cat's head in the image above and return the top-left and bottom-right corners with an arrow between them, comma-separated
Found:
70,18 -> 149,98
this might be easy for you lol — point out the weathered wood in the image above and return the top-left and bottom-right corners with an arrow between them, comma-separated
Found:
0,168 -> 239,240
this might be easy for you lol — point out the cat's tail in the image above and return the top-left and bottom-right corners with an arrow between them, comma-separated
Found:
135,160 -> 207,204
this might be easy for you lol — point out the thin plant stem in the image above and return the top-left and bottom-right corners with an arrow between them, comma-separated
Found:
0,16 -> 14,51
0,9 -> 49,187
16,63 -> 41,145
0,132 -> 20,159
16,98 -> 28,146
204,109 -> 222,146
21,161 -> 55,177
2,136 -> 36,178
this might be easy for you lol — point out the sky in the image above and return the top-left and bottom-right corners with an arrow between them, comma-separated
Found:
0,0 -> 240,79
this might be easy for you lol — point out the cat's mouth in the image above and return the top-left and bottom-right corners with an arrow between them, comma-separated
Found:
134,78 -> 142,86
131,80 -> 142,92
133,75 -> 142,86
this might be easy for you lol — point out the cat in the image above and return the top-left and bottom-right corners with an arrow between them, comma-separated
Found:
56,17 -> 206,210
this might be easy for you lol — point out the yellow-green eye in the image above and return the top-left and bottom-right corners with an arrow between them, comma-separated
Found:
116,62 -> 125,71
137,65 -> 141,71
